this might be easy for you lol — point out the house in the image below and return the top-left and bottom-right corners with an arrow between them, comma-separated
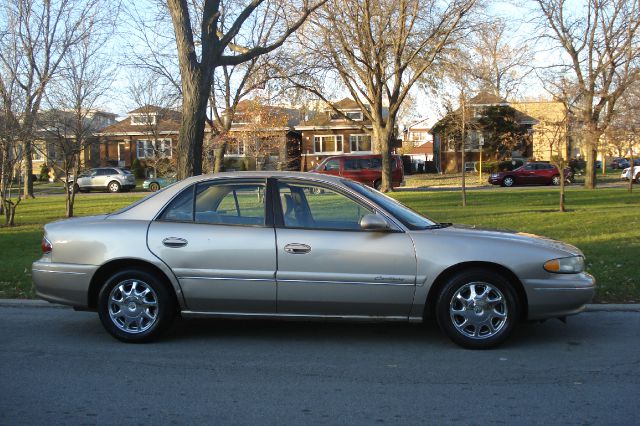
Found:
31,109 -> 118,178
431,92 -> 537,173
294,98 -> 400,171
219,100 -> 302,171
96,105 -> 180,174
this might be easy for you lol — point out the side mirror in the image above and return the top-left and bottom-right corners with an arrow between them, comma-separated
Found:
360,214 -> 390,231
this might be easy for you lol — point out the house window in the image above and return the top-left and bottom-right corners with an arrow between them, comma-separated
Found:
130,114 -> 156,125
346,111 -> 363,120
136,139 -> 172,159
313,135 -> 343,154
227,139 -> 245,156
349,134 -> 372,152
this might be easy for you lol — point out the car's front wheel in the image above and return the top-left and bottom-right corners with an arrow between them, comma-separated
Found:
436,269 -> 519,349
107,181 -> 121,193
98,269 -> 175,342
502,176 -> 515,187
149,182 -> 160,192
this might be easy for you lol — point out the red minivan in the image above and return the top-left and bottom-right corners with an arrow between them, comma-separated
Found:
310,154 -> 405,189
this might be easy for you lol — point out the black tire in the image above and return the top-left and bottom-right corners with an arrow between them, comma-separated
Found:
373,179 -> 382,190
436,268 -> 519,349
68,183 -> 80,193
149,182 -> 160,192
97,269 -> 175,343
635,174 -> 640,184
551,175 -> 561,186
107,180 -> 121,193
502,176 -> 515,187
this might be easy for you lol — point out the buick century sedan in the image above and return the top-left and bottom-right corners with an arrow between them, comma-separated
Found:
33,172 -> 595,348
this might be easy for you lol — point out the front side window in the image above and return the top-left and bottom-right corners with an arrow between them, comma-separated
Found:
349,134 -> 372,152
313,135 -> 343,154
278,181 -> 372,230
324,159 -> 340,171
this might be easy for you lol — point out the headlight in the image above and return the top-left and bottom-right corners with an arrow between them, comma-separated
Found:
544,256 -> 585,274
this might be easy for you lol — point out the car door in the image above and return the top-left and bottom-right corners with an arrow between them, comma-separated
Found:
274,179 -> 417,317
517,163 -> 537,184
76,170 -> 95,188
92,168 -> 110,189
147,179 -> 277,313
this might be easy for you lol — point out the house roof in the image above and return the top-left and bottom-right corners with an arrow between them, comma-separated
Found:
468,92 -> 508,106
98,105 -> 182,135
332,98 -> 361,110
296,98 -> 372,128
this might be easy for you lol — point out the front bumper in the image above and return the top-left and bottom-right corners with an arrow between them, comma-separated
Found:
32,260 -> 97,308
525,272 -> 596,320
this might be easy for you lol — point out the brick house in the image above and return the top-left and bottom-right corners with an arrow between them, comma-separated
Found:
96,105 -> 180,174
295,98 -> 399,171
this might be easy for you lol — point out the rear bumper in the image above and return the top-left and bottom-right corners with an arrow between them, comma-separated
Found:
525,272 -> 596,320
32,261 -> 96,308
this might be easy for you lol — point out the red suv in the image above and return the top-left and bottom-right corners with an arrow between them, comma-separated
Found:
310,154 -> 404,189
488,162 -> 572,187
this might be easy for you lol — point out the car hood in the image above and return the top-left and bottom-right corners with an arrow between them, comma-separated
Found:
429,224 -> 583,257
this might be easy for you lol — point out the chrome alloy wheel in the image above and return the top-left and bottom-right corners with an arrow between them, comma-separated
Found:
108,279 -> 158,334
449,282 -> 508,339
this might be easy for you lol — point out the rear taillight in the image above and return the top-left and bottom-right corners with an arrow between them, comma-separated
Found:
41,236 -> 52,254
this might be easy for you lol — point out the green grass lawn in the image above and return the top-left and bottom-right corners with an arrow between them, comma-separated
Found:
1,186 -> 638,302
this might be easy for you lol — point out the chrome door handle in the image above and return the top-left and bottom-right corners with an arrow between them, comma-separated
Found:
162,237 -> 188,248
284,243 -> 311,254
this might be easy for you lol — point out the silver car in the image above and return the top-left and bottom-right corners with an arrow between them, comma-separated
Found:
33,172 -> 595,348
68,167 -> 136,193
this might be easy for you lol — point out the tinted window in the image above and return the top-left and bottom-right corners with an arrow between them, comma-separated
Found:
278,182 -> 372,230
158,186 -> 195,222
524,164 -> 535,171
194,182 -> 266,226
344,158 -> 360,170
103,168 -> 118,175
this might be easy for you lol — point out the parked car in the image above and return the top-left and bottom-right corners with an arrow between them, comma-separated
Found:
621,166 -> 640,183
310,154 -> 404,189
143,175 -> 177,192
33,172 -> 595,349
67,167 -> 136,193
489,162 -> 572,187
611,158 -> 629,169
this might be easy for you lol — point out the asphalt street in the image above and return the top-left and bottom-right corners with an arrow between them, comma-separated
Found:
1,305 -> 639,425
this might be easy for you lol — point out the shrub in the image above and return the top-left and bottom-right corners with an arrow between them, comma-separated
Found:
131,158 -> 145,179
38,164 -> 50,182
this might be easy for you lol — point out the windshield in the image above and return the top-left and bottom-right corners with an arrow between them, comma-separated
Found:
342,180 -> 438,230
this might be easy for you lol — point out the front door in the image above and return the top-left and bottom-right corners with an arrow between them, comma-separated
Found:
117,142 -> 126,167
147,179 -> 277,313
274,179 -> 417,317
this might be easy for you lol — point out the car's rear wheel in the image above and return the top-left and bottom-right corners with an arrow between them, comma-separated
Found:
68,183 -> 80,193
98,269 -> 175,343
551,175 -> 561,185
107,181 -> 121,193
635,174 -> 640,184
502,176 -> 515,187
436,269 -> 519,349
149,182 -> 160,192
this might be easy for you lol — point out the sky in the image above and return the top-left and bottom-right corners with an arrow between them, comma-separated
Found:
99,0 -> 567,129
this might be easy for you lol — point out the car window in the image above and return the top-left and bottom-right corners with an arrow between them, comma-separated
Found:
324,159 -> 340,171
344,158 -> 360,170
158,186 -> 195,222
524,164 -> 535,171
194,182 -> 266,226
278,182 -> 372,230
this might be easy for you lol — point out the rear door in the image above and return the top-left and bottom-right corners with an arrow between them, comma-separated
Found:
147,179 -> 277,313
274,179 -> 417,317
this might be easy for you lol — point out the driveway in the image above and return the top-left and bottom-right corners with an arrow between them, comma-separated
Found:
1,304 -> 638,425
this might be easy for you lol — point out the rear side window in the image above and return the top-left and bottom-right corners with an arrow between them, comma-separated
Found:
194,182 -> 266,226
158,186 -> 195,222
324,159 -> 340,171
344,158 -> 360,170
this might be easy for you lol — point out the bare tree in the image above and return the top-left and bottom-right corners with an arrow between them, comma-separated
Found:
534,0 -> 640,189
166,0 -> 326,179
465,18 -> 534,99
536,113 -> 570,211
0,0 -> 106,200
291,0 -> 476,191
44,20 -> 116,217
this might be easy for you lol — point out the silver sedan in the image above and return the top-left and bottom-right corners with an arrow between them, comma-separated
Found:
33,172 -> 595,348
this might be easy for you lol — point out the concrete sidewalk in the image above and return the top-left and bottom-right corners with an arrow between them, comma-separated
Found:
1,298 -> 639,311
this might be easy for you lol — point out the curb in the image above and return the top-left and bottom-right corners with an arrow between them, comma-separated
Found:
0,299 -> 639,312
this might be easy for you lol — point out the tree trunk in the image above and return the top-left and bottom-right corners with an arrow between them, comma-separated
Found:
584,147 -> 597,189
559,164 -> 566,212
375,128 -> 394,192
22,140 -> 34,198
176,69 -> 209,179
460,93 -> 467,207
213,144 -> 226,174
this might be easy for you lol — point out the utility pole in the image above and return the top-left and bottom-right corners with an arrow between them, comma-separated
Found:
460,90 -> 467,207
